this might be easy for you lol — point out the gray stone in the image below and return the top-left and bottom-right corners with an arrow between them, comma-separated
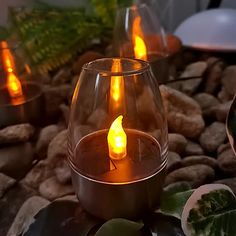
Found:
218,148 -> 236,175
173,61 -> 207,95
194,93 -> 220,117
214,178 -> 236,195
165,164 -> 215,187
212,101 -> 232,122
218,87 -> 232,102
87,108 -> 107,129
36,125 -> 60,159
59,104 -> 70,126
168,133 -> 187,154
160,85 -> 205,138
6,196 -> 49,236
0,143 -> 34,179
0,124 -> 34,145
0,183 -> 36,236
52,68 -> 71,86
221,65 -> 236,99
167,152 -> 182,172
182,155 -> 218,169
22,160 -> 54,189
39,177 -> 74,200
47,129 -> 67,167
43,85 -> 71,119
217,143 -> 231,155
0,173 -> 16,198
55,159 -> 71,184
72,51 -> 103,75
199,122 -> 226,153
184,141 -> 204,156
204,58 -> 224,94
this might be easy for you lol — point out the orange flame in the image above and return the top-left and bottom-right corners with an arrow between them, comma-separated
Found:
132,16 -> 147,61
1,41 -> 23,99
109,59 -> 125,113
107,115 -> 127,160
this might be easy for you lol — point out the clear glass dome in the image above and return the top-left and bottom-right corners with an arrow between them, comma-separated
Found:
68,58 -> 168,184
113,4 -> 168,60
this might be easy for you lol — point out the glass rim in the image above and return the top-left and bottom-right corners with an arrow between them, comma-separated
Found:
82,57 -> 151,77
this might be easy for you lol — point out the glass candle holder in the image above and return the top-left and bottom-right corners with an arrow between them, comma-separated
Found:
68,58 -> 168,220
0,41 -> 43,127
113,4 -> 181,84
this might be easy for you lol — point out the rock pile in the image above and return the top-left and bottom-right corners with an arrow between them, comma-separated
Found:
1,52 -> 236,235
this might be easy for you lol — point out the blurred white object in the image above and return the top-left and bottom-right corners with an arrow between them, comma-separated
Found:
174,8 -> 236,51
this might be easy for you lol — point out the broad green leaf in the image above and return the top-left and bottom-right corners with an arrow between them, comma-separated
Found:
182,184 -> 236,236
95,218 -> 144,236
159,182 -> 194,219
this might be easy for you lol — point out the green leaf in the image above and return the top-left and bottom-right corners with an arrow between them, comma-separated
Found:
0,26 -> 8,40
95,218 -> 144,236
159,182 -> 194,219
182,184 -> 236,236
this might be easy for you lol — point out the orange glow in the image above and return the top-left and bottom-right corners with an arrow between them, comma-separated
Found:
107,115 -> 127,160
132,16 -> 147,61
109,59 -> 125,113
7,72 -> 23,98
1,41 -> 15,72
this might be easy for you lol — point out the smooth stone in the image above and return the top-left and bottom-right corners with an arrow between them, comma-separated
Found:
52,68 -> 71,86
0,143 -> 34,179
39,177 -> 74,200
212,101 -> 232,122
204,58 -> 224,94
36,125 -> 60,159
221,65 -> 236,99
0,183 -> 36,236
165,164 -> 215,187
23,200 -> 101,236
0,124 -> 34,145
214,178 -> 236,195
199,122 -> 226,153
182,155 -> 218,169
168,133 -> 187,154
0,173 -> 16,198
217,143 -> 231,155
160,85 -> 205,138
217,148 -> 236,175
218,87 -> 232,102
72,51 -> 103,75
87,108 -> 107,129
194,93 -> 220,117
167,152 -> 182,173
43,85 -> 71,120
47,130 -> 67,167
55,159 -> 71,184
59,104 -> 70,126
22,160 -> 54,189
6,196 -> 49,236
55,195 -> 78,202
184,141 -> 204,156
176,62 -> 207,95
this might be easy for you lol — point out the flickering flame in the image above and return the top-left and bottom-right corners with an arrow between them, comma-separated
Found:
132,16 -> 147,61
110,59 -> 124,102
107,115 -> 127,160
109,59 -> 125,114
7,71 -> 23,98
1,41 -> 15,72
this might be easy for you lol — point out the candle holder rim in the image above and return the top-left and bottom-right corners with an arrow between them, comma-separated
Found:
0,81 -> 43,107
68,155 -> 167,186
82,57 -> 150,77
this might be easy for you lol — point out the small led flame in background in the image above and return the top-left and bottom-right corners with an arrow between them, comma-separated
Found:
1,41 -> 24,102
109,59 -> 125,114
107,115 -> 127,160
132,16 -> 147,61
